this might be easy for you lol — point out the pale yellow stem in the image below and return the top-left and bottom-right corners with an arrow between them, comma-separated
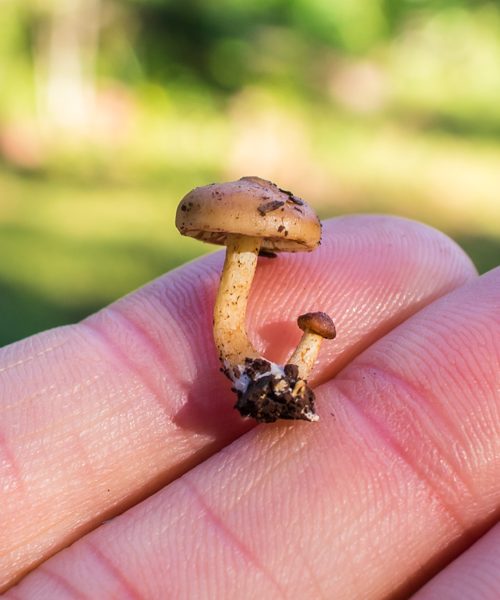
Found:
213,235 -> 261,366
287,332 -> 323,380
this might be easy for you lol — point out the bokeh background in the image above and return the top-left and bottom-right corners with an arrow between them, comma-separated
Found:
1,0 -> 499,346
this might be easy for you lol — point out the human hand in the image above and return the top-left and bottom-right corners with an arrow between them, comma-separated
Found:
1,216 -> 499,598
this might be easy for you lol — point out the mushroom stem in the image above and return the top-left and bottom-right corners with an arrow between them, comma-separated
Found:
213,234 -> 262,367
287,332 -> 325,380
287,312 -> 336,380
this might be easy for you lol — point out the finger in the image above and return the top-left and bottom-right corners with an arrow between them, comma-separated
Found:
0,216 -> 476,590
412,523 -> 500,599
7,268 -> 498,599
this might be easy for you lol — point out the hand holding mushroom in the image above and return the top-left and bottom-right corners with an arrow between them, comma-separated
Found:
176,176 -> 336,423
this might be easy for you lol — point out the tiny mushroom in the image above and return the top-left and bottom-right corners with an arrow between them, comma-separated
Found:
288,312 -> 336,380
176,176 -> 336,423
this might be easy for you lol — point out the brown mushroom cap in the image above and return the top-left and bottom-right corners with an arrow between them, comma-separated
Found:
297,312 -> 336,339
176,176 -> 321,252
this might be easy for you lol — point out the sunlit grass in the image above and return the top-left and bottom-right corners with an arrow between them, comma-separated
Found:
1,104 -> 498,346
0,170 -> 217,344
1,3 -> 499,346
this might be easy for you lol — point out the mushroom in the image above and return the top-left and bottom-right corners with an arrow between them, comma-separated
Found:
176,176 -> 335,423
288,312 -> 336,380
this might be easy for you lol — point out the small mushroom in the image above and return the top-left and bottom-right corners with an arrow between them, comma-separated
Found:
288,312 -> 336,380
176,176 -> 335,423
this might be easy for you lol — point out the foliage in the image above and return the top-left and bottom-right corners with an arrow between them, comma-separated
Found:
0,0 -> 499,345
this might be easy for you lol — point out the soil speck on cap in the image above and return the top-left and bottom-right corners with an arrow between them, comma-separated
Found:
258,200 -> 285,216
278,186 -> 305,206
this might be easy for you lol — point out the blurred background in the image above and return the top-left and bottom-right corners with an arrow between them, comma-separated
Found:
1,0 -> 499,346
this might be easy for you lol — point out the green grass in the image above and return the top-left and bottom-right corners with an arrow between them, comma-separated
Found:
1,3 -> 500,349
0,171 -> 214,345
1,159 -> 498,347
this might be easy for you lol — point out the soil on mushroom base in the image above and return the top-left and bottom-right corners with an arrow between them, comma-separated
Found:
232,359 -> 317,423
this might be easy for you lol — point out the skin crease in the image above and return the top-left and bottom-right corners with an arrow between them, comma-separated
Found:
0,215 -> 497,597
412,523 -> 500,599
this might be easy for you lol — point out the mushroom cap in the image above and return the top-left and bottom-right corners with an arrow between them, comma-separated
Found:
176,176 -> 321,252
297,312 -> 336,339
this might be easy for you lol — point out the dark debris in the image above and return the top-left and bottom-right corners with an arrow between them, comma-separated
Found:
278,186 -> 305,206
258,249 -> 278,258
231,358 -> 317,423
258,200 -> 285,216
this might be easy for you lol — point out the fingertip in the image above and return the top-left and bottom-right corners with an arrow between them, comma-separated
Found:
249,215 -> 477,372
0,215 -> 480,592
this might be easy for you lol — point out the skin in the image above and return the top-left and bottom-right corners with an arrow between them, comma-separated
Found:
0,215 -> 498,598
412,523 -> 500,599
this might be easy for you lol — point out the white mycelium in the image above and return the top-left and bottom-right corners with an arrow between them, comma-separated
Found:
224,360 -> 286,394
